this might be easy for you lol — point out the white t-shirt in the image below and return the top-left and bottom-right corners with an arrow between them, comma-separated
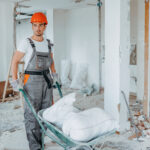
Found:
17,38 -> 53,70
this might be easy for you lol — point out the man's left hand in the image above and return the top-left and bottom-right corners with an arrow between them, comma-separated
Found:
52,73 -> 59,83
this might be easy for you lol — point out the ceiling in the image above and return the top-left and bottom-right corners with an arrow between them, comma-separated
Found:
2,0 -> 98,10
1,0 -> 98,20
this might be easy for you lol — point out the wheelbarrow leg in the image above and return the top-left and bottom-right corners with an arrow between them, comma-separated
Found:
42,131 -> 45,150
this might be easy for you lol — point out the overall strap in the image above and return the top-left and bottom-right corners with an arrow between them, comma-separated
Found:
25,38 -> 37,70
28,38 -> 36,53
47,39 -> 53,54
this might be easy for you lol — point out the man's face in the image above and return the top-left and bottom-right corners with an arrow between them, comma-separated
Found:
32,22 -> 46,36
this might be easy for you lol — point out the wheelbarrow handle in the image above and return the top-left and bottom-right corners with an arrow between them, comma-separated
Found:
55,81 -> 63,98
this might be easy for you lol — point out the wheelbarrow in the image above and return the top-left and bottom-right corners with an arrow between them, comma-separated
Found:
19,82 -> 116,150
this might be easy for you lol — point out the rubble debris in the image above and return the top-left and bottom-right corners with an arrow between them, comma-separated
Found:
134,111 -> 141,116
128,132 -> 142,140
96,141 -> 132,150
143,122 -> 150,129
14,105 -> 21,110
138,115 -> 145,121
115,131 -> 120,135
128,97 -> 150,140
80,84 -> 96,96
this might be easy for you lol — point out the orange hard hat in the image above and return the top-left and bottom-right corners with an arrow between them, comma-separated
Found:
31,12 -> 48,25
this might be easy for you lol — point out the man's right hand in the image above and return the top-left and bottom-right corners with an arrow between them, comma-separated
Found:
10,79 -> 19,92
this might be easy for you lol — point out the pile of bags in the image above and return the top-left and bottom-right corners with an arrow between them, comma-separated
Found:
43,93 -> 118,142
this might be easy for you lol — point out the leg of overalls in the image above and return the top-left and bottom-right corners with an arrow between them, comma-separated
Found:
23,75 -> 44,150
41,73 -> 53,109
41,80 -> 53,109
40,79 -> 53,149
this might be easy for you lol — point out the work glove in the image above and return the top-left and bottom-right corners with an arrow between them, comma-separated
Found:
10,79 -> 20,92
52,73 -> 62,88
52,73 -> 59,83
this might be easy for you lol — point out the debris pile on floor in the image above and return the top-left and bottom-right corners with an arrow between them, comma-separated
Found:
129,99 -> 150,139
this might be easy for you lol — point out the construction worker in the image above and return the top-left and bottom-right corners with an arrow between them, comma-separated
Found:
11,12 -> 57,150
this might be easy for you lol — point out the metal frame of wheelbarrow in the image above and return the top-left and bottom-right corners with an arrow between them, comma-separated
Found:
19,82 -> 116,150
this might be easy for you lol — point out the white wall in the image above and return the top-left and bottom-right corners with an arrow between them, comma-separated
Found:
130,0 -> 138,94
65,7 -> 99,87
129,0 -> 145,97
129,0 -> 145,98
100,0 -> 105,88
130,0 -> 137,45
0,1 -> 14,81
104,0 -> 121,121
119,0 -> 130,130
53,10 -> 66,75
54,7 -> 100,87
136,0 -> 145,100
16,19 -> 32,48
46,9 -> 54,41
104,0 -> 130,127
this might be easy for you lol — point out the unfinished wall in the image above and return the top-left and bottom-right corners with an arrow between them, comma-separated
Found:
130,0 -> 138,94
129,0 -> 145,97
16,19 -> 32,48
0,1 -> 14,81
53,10 -> 66,75
119,0 -> 130,130
56,7 -> 99,87
104,0 -> 130,128
130,0 -> 137,45
101,0 -> 138,92
46,9 -> 54,42
136,0 -> 145,100
100,0 -> 105,88
104,0 -> 121,121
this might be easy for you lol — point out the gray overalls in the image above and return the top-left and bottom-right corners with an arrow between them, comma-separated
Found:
23,38 -> 53,150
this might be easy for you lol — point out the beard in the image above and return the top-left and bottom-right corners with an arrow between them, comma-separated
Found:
35,31 -> 43,36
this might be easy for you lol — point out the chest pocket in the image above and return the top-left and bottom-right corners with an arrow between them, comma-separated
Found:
36,54 -> 48,69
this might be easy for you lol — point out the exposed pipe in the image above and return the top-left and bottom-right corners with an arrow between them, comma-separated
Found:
13,2 -> 18,51
16,12 -> 33,17
98,0 -> 102,90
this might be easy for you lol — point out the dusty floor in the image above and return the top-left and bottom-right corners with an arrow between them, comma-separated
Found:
0,88 -> 150,150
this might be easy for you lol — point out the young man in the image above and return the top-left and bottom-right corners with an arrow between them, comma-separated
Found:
11,12 -> 57,150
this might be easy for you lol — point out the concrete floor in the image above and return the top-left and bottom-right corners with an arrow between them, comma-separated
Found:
0,88 -> 150,150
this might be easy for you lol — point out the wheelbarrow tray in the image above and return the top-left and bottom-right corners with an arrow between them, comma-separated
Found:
38,109 -> 116,149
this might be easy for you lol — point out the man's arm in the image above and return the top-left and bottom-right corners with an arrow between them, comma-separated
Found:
50,53 -> 56,73
11,51 -> 25,81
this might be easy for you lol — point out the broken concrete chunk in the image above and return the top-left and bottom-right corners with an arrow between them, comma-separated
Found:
81,84 -> 95,96
134,112 -> 141,116
128,132 -> 142,140
138,125 -> 145,131
14,105 -> 21,110
138,115 -> 145,121
143,122 -> 150,129
115,131 -> 120,135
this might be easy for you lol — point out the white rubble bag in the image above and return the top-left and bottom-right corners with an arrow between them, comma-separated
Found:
70,63 -> 88,89
43,93 -> 79,128
62,107 -> 118,142
60,59 -> 71,87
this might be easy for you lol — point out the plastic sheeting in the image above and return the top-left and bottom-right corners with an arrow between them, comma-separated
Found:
70,63 -> 88,89
60,59 -> 71,87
